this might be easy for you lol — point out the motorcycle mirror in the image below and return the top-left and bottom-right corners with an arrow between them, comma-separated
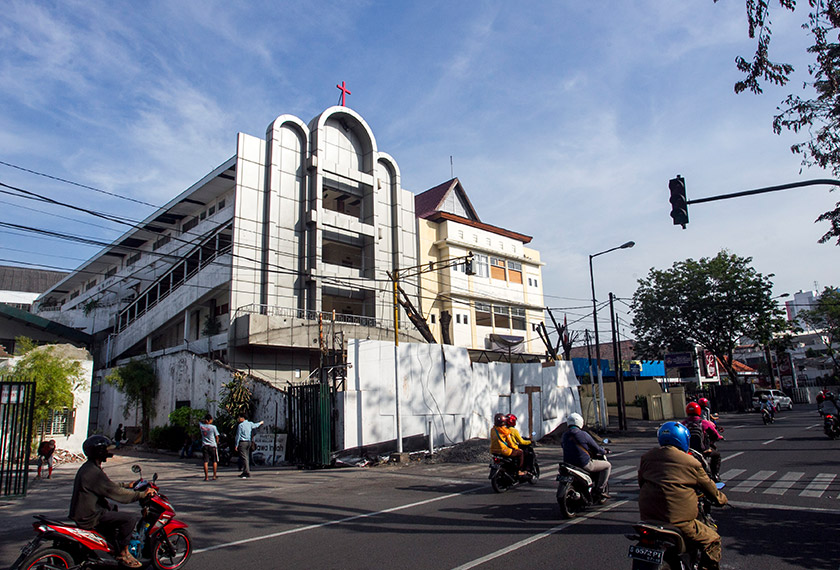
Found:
602,438 -> 611,444
131,465 -> 141,474
716,482 -> 725,490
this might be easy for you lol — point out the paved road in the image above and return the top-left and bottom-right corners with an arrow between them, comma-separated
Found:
1,407 -> 838,569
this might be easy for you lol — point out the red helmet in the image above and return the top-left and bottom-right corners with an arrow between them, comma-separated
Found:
817,392 -> 826,404
506,414 -> 518,427
686,402 -> 702,417
698,398 -> 710,409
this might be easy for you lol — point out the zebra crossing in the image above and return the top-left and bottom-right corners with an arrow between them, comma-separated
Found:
610,462 -> 838,499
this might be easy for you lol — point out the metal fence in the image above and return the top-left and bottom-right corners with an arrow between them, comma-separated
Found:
287,381 -> 333,468
0,381 -> 36,497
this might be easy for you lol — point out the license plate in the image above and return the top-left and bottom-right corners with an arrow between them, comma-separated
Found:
628,544 -> 664,564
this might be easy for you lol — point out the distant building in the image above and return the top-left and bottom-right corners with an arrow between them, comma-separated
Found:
0,265 -> 67,312
785,290 -> 818,322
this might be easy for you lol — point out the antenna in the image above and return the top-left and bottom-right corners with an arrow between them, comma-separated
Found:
450,156 -> 454,179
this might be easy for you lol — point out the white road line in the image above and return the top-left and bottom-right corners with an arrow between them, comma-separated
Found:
800,473 -> 836,498
609,464 -> 636,476
608,450 -> 636,458
805,423 -> 821,430
721,451 -> 744,462
449,499 -> 630,570
615,468 -> 640,480
764,472 -> 804,495
193,485 -> 486,554
731,470 -> 775,493
762,436 -> 784,445
729,499 -> 840,514
720,468 -> 746,481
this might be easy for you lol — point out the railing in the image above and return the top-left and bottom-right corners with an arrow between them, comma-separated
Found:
233,304 -> 420,334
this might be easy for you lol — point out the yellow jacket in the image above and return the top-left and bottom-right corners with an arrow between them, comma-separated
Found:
509,427 -> 531,446
489,426 -> 518,456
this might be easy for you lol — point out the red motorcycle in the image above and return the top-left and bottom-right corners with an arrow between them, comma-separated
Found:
10,465 -> 191,570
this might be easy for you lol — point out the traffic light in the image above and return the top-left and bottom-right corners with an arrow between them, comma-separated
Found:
669,175 -> 689,228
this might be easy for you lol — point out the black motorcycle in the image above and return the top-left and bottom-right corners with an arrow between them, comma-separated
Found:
489,444 -> 540,493
761,407 -> 775,425
556,444 -> 610,519
627,482 -> 725,570
823,412 -> 840,439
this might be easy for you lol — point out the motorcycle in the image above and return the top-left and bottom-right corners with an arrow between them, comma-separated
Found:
761,407 -> 775,425
10,465 -> 192,570
555,441 -> 610,519
627,482 -> 726,570
489,444 -> 540,493
823,412 -> 840,439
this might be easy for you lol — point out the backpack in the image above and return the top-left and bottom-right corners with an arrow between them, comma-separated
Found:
684,417 -> 708,452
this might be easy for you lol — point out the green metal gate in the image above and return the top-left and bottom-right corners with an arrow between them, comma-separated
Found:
287,381 -> 333,468
0,381 -> 36,497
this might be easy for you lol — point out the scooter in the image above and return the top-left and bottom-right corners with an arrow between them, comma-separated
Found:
555,442 -> 610,519
10,465 -> 192,570
761,407 -> 775,424
823,412 -> 840,439
627,482 -> 726,570
489,444 -> 540,493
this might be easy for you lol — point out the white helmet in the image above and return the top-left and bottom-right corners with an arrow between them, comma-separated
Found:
568,413 -> 584,429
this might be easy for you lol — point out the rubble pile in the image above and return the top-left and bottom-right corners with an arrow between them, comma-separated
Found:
52,448 -> 85,465
424,438 -> 491,464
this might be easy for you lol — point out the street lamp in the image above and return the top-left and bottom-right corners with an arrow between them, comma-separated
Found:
589,240 -> 635,431
765,292 -> 790,390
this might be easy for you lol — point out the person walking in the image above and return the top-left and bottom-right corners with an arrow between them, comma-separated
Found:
234,415 -> 263,479
199,414 -> 220,480
37,439 -> 56,479
113,424 -> 125,449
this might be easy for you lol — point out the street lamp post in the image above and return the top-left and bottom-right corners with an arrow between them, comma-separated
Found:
589,240 -> 635,432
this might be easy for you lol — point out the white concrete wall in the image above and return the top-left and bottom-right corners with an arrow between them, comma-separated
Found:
340,339 -> 580,450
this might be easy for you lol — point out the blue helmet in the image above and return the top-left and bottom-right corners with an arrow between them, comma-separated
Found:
657,421 -> 690,452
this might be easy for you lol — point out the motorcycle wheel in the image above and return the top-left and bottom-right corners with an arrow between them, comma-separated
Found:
528,462 -> 541,484
762,414 -> 769,425
17,547 -> 74,570
556,482 -> 582,519
490,469 -> 513,493
152,529 -> 192,570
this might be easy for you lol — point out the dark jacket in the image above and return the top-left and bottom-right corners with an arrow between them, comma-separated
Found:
37,441 -> 55,458
561,427 -> 605,468
638,445 -> 727,524
69,461 -> 143,529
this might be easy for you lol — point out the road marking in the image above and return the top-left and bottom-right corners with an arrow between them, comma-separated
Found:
805,423 -> 821,430
615,468 -> 640,480
762,436 -> 783,445
730,499 -> 840,514
721,451 -> 744,462
720,468 -> 746,482
193,485 -> 486,554
764,472 -> 804,495
731,470 -> 775,493
449,499 -> 630,570
609,464 -> 636,476
800,473 -> 836,498
608,450 -> 636,458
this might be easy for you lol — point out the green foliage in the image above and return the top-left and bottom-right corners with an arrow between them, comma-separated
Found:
202,314 -> 221,337
797,286 -> 840,379
168,406 -> 207,438
631,250 -> 789,385
106,359 -> 159,443
149,424 -> 186,451
7,337 -> 86,431
218,372 -> 253,420
726,1 -> 840,245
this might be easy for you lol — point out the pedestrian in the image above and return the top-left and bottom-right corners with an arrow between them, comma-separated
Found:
114,423 -> 125,449
234,415 -> 263,479
37,439 -> 56,479
199,414 -> 220,480
179,434 -> 193,459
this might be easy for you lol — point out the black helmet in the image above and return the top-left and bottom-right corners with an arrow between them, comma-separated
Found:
493,413 -> 507,427
83,434 -> 114,462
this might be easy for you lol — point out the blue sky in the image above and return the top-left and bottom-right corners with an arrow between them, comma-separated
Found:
1,1 -> 838,336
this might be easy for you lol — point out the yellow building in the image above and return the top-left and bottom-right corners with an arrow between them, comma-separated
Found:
414,178 -> 545,358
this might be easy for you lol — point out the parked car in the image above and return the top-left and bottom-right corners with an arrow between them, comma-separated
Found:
752,389 -> 793,411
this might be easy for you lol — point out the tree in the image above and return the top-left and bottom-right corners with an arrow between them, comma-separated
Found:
796,286 -> 840,379
7,337 -> 86,438
726,0 -> 840,245
631,251 -> 789,390
106,359 -> 159,443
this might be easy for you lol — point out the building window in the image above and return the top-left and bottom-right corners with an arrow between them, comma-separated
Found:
208,205 -> 215,216
39,408 -> 74,437
511,307 -> 526,330
126,252 -> 141,266
218,198 -> 226,210
153,234 -> 171,251
430,313 -> 436,324
533,278 -> 538,288
508,261 -> 523,284
493,305 -> 510,328
85,279 -> 97,292
474,254 -> 489,278
104,266 -> 117,279
182,218 -> 199,233
463,314 -> 469,325
456,314 -> 460,324
475,302 -> 492,327
490,257 -> 506,280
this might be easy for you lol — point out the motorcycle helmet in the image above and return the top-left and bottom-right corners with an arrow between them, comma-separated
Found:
506,414 -> 518,427
817,391 -> 825,404
686,402 -> 702,417
568,412 -> 584,429
657,421 -> 690,452
493,413 -> 507,427
698,397 -> 710,409
83,434 -> 114,462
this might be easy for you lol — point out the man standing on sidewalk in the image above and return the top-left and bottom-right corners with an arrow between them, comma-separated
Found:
234,415 -> 263,479
199,414 -> 220,481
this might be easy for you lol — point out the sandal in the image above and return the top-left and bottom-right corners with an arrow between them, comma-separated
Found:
116,552 -> 142,568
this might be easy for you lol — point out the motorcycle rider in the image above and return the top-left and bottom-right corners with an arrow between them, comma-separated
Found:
638,421 -> 728,570
817,389 -> 839,415
561,412 -> 611,501
489,412 -> 526,476
69,435 -> 154,569
505,414 -> 533,470
681,402 -> 723,481
698,397 -> 718,423
759,394 -> 776,420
